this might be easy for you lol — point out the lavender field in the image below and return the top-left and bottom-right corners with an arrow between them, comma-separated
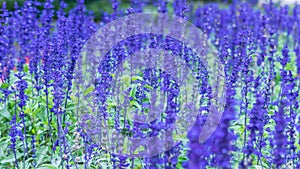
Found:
0,0 -> 299,169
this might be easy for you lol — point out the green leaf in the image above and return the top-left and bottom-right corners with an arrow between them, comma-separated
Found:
176,163 -> 184,169
144,84 -> 153,90
36,147 -> 49,166
1,152 -> 22,164
108,118 -> 114,127
251,165 -> 264,169
178,156 -> 188,162
37,164 -> 58,169
121,75 -> 131,84
23,64 -> 29,73
0,107 -> 11,119
83,86 -> 95,96
0,83 -> 9,89
132,76 -> 143,81
130,85 -> 137,99
130,100 -> 141,110
110,73 -> 115,78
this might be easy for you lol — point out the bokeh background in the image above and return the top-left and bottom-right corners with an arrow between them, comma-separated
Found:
0,0 -> 258,21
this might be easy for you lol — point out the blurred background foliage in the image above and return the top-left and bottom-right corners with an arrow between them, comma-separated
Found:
0,0 -> 241,21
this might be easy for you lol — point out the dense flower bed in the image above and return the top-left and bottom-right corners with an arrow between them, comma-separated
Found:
0,0 -> 299,169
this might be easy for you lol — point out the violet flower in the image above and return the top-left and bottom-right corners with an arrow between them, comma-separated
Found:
9,114 -> 19,169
